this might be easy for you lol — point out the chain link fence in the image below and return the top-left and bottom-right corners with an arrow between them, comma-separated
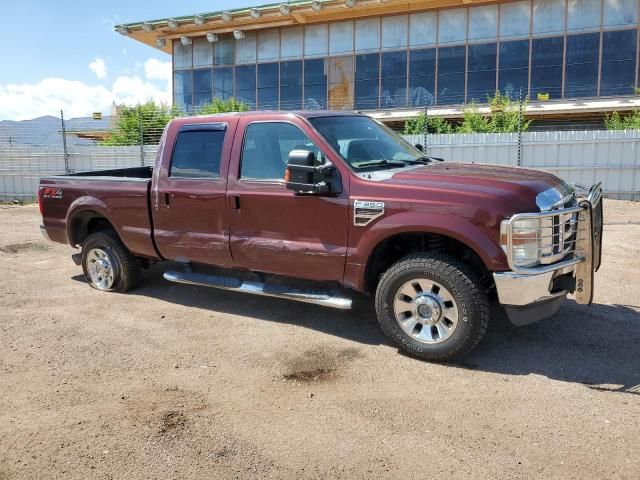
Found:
1,105 -> 639,201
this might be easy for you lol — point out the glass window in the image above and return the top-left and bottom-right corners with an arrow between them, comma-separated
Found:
500,1 -> 531,38
305,24 -> 328,57
564,33 -> 600,98
381,51 -> 407,108
193,69 -> 213,109
409,12 -> 437,47
604,0 -> 638,27
330,21 -> 354,55
437,45 -> 466,104
438,9 -> 467,44
601,29 -> 637,95
258,29 -> 280,62
280,60 -> 303,110
469,5 -> 498,41
281,27 -> 303,59
409,48 -> 436,107
193,37 -> 213,67
308,116 -> 423,171
467,43 -> 497,102
533,0 -> 566,35
498,40 -> 530,98
355,18 -> 380,52
257,62 -> 279,109
531,36 -> 564,100
304,58 -> 327,109
236,32 -> 257,64
568,0 -> 601,31
213,67 -> 233,101
241,123 -> 321,180
328,56 -> 355,110
174,40 -> 192,69
173,70 -> 193,113
214,35 -> 235,66
382,15 -> 408,50
235,65 -> 256,108
170,129 -> 225,179
355,53 -> 380,110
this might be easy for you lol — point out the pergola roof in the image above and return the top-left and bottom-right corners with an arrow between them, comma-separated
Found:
115,0 -> 493,54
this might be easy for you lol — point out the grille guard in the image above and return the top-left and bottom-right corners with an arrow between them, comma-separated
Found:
500,182 -> 603,279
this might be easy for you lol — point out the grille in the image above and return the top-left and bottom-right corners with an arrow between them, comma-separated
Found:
539,196 -> 578,264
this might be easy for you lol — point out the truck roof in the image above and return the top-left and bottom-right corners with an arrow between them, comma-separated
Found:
169,110 -> 364,126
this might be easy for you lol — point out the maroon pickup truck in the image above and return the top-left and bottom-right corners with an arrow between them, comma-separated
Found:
39,111 -> 603,360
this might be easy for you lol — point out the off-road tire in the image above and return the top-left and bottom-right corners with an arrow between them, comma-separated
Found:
375,252 -> 490,361
81,230 -> 141,293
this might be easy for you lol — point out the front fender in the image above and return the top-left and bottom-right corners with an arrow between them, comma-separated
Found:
346,211 -> 508,290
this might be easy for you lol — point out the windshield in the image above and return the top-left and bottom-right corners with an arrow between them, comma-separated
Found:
308,116 -> 426,171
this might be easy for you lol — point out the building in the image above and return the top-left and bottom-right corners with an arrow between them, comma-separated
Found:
117,0 -> 640,128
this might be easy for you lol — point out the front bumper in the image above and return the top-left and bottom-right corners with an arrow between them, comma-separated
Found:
493,264 -> 576,306
493,182 -> 603,325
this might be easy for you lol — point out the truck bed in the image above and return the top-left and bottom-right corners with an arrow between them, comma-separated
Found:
39,167 -> 159,260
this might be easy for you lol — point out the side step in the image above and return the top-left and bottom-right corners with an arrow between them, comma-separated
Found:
163,270 -> 353,310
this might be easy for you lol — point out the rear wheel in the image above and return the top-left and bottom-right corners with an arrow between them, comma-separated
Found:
81,230 -> 141,293
375,252 -> 489,361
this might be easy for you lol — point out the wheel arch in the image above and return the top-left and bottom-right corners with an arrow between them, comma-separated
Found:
66,197 -> 118,247
355,213 -> 505,295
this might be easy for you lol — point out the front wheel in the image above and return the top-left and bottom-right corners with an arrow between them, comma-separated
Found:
81,230 -> 141,293
375,253 -> 489,361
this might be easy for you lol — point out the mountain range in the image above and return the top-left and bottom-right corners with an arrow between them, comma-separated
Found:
0,115 -> 113,147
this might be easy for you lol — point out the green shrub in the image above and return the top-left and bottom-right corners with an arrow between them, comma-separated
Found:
605,110 -> 640,130
403,114 -> 454,134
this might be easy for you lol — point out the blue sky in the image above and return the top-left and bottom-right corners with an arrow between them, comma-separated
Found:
0,0 -> 258,120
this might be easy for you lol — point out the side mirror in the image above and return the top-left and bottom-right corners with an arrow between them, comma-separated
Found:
285,150 -> 341,195
414,144 -> 424,152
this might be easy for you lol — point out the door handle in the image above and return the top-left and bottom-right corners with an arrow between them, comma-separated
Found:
165,192 -> 172,206
231,195 -> 240,209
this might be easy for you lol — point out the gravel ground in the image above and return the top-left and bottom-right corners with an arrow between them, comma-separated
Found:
0,199 -> 639,479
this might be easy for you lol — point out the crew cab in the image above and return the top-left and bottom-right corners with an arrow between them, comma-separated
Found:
39,111 -> 603,360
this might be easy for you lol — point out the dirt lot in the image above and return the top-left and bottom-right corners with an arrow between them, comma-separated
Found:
1,200 -> 639,479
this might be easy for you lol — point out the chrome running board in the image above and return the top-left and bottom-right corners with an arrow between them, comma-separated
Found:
163,270 -> 352,310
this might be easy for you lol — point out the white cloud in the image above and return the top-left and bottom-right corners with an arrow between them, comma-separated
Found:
0,60 -> 172,121
89,58 -> 108,79
144,58 -> 171,84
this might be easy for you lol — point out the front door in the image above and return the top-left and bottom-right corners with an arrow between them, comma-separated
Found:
153,122 -> 234,267
226,119 -> 349,283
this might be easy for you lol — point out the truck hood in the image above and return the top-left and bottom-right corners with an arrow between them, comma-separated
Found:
384,162 -> 566,211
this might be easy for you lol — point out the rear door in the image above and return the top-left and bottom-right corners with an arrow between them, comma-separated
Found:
226,118 -> 350,283
153,121 -> 234,267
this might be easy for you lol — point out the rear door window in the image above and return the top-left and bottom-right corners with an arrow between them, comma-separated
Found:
170,126 -> 226,178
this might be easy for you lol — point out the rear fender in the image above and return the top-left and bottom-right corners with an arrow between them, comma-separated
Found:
66,196 -> 117,247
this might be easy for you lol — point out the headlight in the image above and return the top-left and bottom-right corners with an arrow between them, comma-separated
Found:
501,218 -> 541,267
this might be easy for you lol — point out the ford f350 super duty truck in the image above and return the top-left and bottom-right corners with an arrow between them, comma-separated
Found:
39,111 -> 603,360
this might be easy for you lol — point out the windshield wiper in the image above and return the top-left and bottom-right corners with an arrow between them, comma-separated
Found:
401,156 -> 445,165
354,159 -> 409,170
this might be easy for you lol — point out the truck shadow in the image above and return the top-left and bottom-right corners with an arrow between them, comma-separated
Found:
459,300 -> 640,396
82,264 -> 640,396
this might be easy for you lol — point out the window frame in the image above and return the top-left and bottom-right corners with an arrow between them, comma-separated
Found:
168,123 -> 228,180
